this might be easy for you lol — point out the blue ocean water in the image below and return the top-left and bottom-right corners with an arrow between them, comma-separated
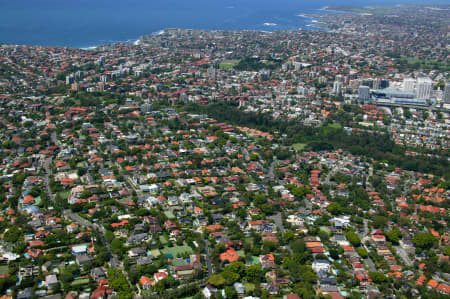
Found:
0,0 -> 448,48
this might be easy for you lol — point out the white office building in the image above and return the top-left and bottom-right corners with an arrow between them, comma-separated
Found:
416,77 -> 432,100
403,78 -> 416,92
444,82 -> 450,104
332,81 -> 342,96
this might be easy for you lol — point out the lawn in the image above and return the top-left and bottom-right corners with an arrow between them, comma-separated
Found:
328,122 -> 342,130
291,143 -> 307,150
161,245 -> 193,257
236,250 -> 245,257
57,191 -> 70,200
159,235 -> 168,245
0,265 -> 8,275
251,256 -> 260,265
320,122 -> 343,135
71,278 -> 89,286
150,249 -> 161,258
219,60 -> 239,70
164,211 -> 175,219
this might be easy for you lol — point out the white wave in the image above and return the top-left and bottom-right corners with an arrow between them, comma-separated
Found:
152,30 -> 165,36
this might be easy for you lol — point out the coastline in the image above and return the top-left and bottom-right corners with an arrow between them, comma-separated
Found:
75,6 -> 354,50
79,30 -> 166,50
14,5 -> 375,50
319,5 -> 366,15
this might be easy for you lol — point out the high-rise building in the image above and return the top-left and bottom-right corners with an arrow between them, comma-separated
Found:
66,75 -> 74,85
97,82 -> 105,92
318,76 -> 327,84
380,79 -> 390,89
373,78 -> 381,90
358,86 -> 370,102
416,77 -> 432,100
403,78 -> 416,92
71,82 -> 79,92
333,81 -> 342,96
362,79 -> 373,89
141,103 -> 152,113
444,82 -> 450,104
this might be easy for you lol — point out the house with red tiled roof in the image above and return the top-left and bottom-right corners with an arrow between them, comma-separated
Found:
437,283 -> 450,295
206,224 -> 223,232
90,286 -> 113,299
220,248 -> 240,263
154,270 -> 168,283
427,279 -> 439,289
110,219 -> 128,228
416,275 -> 427,286
22,195 -> 35,205
139,276 -> 152,290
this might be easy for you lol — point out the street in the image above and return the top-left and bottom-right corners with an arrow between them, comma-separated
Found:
394,245 -> 414,267
204,239 -> 213,276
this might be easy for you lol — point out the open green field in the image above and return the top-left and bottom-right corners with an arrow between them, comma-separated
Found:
327,122 -> 342,130
219,60 -> 239,70
291,143 -> 307,150
320,122 -> 342,135
161,245 -> 193,257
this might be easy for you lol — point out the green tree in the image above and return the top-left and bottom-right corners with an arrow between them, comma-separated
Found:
245,265 -> 262,283
357,248 -> 368,258
443,247 -> 450,256
372,215 -> 388,229
369,272 -> 387,284
208,274 -> 225,287
386,229 -> 402,245
224,286 -> 238,299
221,271 -> 240,285
345,231 -> 361,247
105,230 -> 115,243
326,203 -> 343,215
153,280 -> 165,294
111,238 -> 125,255
413,232 -> 437,249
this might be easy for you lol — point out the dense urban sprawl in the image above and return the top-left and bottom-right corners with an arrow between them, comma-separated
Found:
0,4 -> 449,299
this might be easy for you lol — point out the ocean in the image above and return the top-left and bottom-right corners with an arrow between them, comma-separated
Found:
0,0 -> 447,48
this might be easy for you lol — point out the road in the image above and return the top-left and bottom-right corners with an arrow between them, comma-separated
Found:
269,212 -> 285,233
204,239 -> 213,276
242,148 -> 250,161
364,257 -> 377,272
42,157 -> 55,203
303,198 -> 312,211
358,219 -> 369,239
267,157 -> 278,180
394,245 -> 414,267
40,134 -> 131,287
269,212 -> 293,253
65,209 -> 127,277
366,166 -> 373,187
324,166 -> 339,186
